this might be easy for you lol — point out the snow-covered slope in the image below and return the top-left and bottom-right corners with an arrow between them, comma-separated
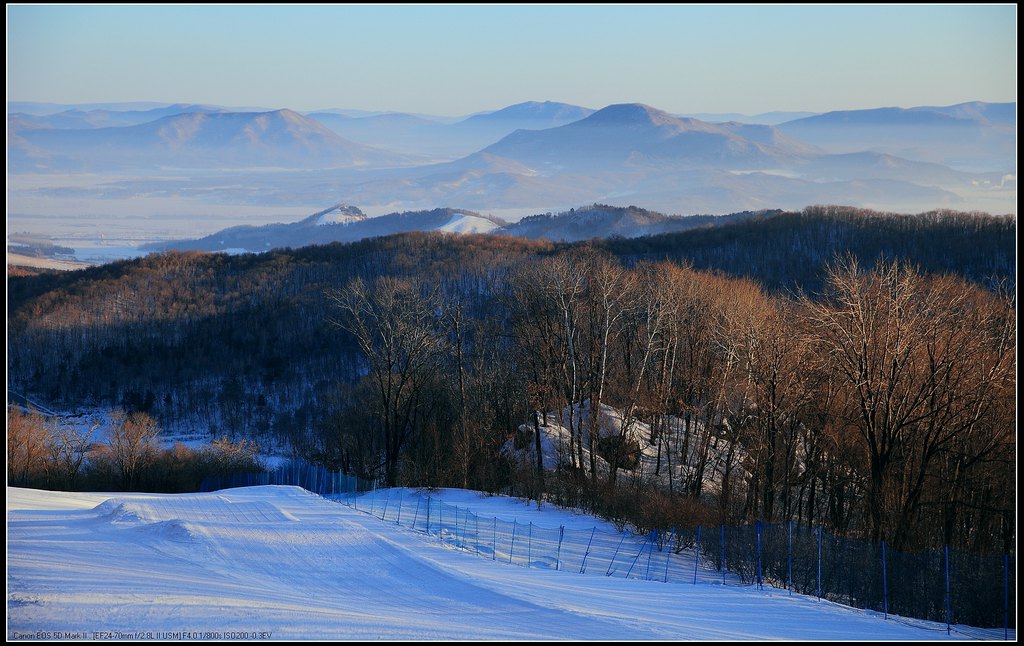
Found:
7,486 -> 979,641
154,206 -> 508,254
436,212 -> 503,234
312,204 -> 368,226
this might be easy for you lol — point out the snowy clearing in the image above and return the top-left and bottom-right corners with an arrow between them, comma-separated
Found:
436,212 -> 502,234
7,485 -> 985,641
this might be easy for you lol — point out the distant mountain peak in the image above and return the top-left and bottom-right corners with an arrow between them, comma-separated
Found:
581,103 -> 681,127
304,204 -> 368,227
271,108 -> 307,121
460,101 -> 594,126
491,100 -> 590,115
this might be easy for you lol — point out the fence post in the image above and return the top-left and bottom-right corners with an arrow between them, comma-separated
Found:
664,528 -> 674,583
880,540 -> 888,622
817,525 -> 822,600
412,496 -> 422,532
645,529 -> 656,581
556,526 -> 564,571
944,545 -> 951,636
1004,553 -> 1009,641
492,517 -> 497,560
509,520 -> 517,565
581,527 -> 596,574
694,526 -> 701,585
755,521 -> 764,590
721,524 -> 727,586
396,490 -> 403,525
787,520 -> 793,594
527,522 -> 533,568
625,532 -> 651,579
607,532 -> 629,576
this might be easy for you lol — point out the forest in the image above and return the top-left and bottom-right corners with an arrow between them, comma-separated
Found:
7,205 -> 1016,555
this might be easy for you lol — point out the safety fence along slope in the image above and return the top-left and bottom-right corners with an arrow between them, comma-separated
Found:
201,462 -> 1015,639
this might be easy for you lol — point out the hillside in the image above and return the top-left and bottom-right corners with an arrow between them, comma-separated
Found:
499,204 -> 772,242
151,206 -> 507,253
778,103 -> 1015,172
482,103 -> 802,171
6,485 -> 978,640
9,208 -> 1013,441
7,103 -> 227,129
458,100 -> 594,127
154,203 -> 755,252
8,109 -> 413,171
8,208 -> 1014,563
308,101 -> 594,159
599,205 -> 1016,291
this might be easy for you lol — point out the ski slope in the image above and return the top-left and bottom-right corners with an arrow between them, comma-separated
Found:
7,486 -> 973,641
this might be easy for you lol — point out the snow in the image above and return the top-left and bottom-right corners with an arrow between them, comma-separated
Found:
7,485 -> 987,641
382,487 -> 615,531
436,212 -> 501,234
315,212 -> 364,226
506,401 -> 739,494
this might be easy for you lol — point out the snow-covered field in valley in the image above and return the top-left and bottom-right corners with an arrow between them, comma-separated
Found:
7,485 -> 981,641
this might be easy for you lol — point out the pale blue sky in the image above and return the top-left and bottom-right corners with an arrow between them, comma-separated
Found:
6,4 -> 1017,116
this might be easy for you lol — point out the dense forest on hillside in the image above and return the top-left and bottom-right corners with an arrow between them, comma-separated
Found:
601,205 -> 1016,293
7,206 -> 1016,555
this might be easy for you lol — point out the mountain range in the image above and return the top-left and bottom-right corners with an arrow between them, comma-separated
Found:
480,103 -> 815,171
149,203 -> 780,253
7,99 -> 1015,248
317,102 -> 1004,215
9,108 -> 414,171
306,101 -> 596,158
148,205 -> 507,253
778,102 -> 1015,172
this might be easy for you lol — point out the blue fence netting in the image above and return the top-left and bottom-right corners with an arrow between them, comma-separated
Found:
202,462 -> 1015,638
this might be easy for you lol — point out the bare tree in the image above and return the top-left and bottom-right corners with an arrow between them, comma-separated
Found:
801,257 -> 1016,547
580,252 -> 634,480
507,254 -> 588,477
45,417 -> 98,489
329,276 -> 443,485
106,409 -> 161,490
8,407 -> 51,486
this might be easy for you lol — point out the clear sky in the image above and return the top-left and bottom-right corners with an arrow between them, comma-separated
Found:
6,4 -> 1017,116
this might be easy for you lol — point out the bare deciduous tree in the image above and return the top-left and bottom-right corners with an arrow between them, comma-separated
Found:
8,407 -> 51,486
801,257 -> 1016,548
105,409 -> 161,490
45,417 -> 98,489
329,276 -> 443,485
